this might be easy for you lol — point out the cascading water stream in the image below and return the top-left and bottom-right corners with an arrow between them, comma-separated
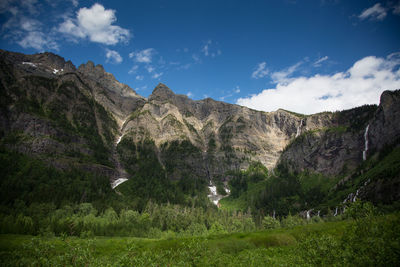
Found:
111,118 -> 129,189
306,210 -> 311,220
112,178 -> 128,189
295,119 -> 304,138
207,180 -> 230,206
362,124 -> 370,161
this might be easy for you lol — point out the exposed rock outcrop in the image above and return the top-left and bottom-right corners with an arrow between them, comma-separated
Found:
1,50 -> 399,197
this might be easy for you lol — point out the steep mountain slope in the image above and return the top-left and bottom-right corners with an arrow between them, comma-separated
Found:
0,50 -> 143,182
119,83 -> 336,183
1,50 -> 399,211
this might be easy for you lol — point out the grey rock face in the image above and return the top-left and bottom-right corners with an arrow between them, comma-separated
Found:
1,50 -> 399,191
369,90 -> 400,152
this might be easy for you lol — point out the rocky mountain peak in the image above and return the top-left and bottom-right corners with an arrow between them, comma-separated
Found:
78,61 -> 106,77
380,89 -> 400,110
0,50 -> 76,73
149,83 -> 176,101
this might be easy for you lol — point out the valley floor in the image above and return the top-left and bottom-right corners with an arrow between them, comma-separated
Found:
1,213 -> 399,266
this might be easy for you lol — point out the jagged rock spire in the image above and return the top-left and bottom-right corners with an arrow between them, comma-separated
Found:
149,83 -> 175,101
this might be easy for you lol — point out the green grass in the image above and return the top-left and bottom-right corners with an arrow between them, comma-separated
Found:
0,217 -> 368,266
1,213 -> 398,266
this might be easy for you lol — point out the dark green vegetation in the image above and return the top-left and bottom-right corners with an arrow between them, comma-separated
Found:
0,148 -> 114,210
1,74 -> 118,168
1,51 -> 399,266
1,210 -> 399,266
221,145 -> 400,219
116,138 -> 209,210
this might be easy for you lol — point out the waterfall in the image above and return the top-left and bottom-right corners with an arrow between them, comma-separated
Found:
295,119 -> 304,138
111,118 -> 129,189
111,178 -> 128,189
273,210 -> 276,219
317,210 -> 320,217
306,210 -> 311,220
207,181 -> 230,206
362,124 -> 370,161
116,135 -> 123,144
334,207 -> 338,216
353,189 -> 359,202
116,119 -> 128,145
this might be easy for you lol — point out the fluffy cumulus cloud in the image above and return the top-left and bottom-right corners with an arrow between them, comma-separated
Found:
237,53 -> 400,115
251,62 -> 269,79
359,3 -> 387,20
59,3 -> 130,45
105,49 -> 122,64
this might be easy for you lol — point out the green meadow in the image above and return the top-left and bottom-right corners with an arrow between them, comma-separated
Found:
1,211 -> 399,266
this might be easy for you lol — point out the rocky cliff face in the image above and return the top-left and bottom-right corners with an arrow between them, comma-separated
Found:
369,90 -> 400,152
119,83 -> 338,182
278,105 -> 378,176
278,90 -> 400,178
1,50 -> 399,193
0,50 -> 143,180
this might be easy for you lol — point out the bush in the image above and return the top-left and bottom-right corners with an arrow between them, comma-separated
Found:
262,215 -> 281,229
281,213 -> 304,228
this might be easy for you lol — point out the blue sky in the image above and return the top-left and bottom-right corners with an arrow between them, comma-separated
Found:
1,0 -> 400,114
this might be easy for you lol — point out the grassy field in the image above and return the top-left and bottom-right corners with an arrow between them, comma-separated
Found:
1,213 -> 398,266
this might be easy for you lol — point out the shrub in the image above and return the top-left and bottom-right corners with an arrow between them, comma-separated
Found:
262,215 -> 281,229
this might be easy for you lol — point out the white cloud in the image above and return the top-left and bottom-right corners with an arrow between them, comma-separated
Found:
237,53 -> 400,115
21,0 -> 39,15
187,92 -> 193,98
20,17 -> 41,31
0,2 -> 59,51
129,48 -> 155,63
359,3 -> 387,21
71,0 -> 79,7
105,49 -> 122,64
146,65 -> 155,73
314,56 -> 329,67
152,72 -> 163,79
192,54 -> 201,63
128,65 -> 138,74
270,61 -> 302,84
202,40 -> 211,56
18,31 -> 58,51
177,63 -> 192,70
201,40 -> 221,58
135,85 -> 147,91
251,62 -> 269,79
59,3 -> 130,45
136,75 -> 144,81
219,86 -> 241,101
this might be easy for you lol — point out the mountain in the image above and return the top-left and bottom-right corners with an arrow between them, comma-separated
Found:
0,49 -> 399,211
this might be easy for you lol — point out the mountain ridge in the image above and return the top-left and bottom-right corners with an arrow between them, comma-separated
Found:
1,49 -> 399,209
